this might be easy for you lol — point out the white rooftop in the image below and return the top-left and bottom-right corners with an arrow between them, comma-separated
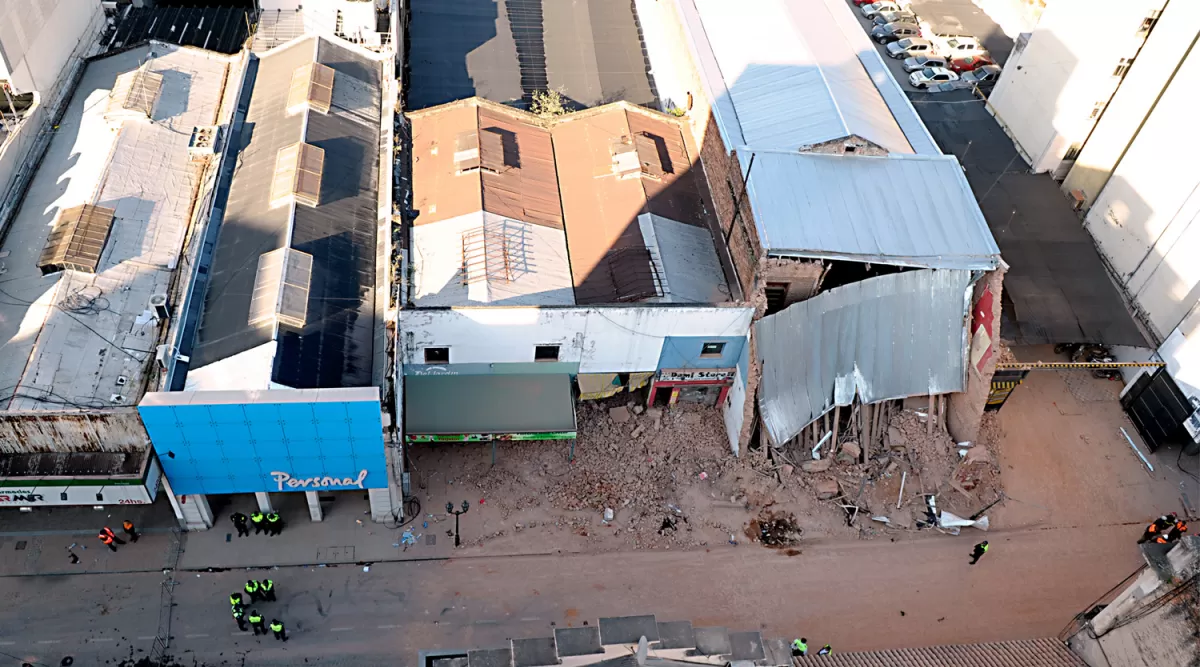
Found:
679,0 -> 939,155
0,44 -> 234,412
739,150 -> 1000,270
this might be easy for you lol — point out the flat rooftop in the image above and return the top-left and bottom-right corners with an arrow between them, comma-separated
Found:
187,35 -> 387,390
409,99 -> 731,306
406,0 -> 657,110
0,44 -> 234,412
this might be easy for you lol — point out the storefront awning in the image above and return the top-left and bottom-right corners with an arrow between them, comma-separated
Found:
405,374 -> 577,438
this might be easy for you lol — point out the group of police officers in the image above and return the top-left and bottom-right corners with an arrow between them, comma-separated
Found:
230,578 -> 287,641
230,510 -> 285,537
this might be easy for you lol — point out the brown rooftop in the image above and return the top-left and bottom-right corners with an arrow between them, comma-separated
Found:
409,98 -> 721,305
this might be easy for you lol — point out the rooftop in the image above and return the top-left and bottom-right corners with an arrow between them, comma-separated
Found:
740,151 -> 1001,269
106,5 -> 252,54
0,44 -> 235,412
409,98 -> 731,307
187,35 -> 387,391
679,0 -> 939,155
0,449 -> 149,480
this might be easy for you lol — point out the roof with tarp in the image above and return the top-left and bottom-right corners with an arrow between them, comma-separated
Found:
405,374 -> 577,438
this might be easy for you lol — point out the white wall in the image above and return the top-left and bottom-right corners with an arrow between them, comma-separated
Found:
1085,39 -> 1200,339
0,0 -> 102,95
987,0 -> 1164,173
399,306 -> 754,373
1158,305 -> 1200,403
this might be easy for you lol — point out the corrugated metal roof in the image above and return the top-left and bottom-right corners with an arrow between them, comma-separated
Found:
740,151 -> 1000,269
678,0 -> 914,154
755,269 -> 973,446
812,638 -> 1085,667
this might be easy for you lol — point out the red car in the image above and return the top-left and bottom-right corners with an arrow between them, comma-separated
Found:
853,0 -> 881,5
949,54 -> 995,73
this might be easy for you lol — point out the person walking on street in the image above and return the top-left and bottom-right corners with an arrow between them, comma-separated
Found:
231,512 -> 250,538
1138,513 -> 1175,544
245,579 -> 262,603
248,609 -> 266,636
791,638 -> 808,657
266,512 -> 283,536
98,527 -> 125,552
270,619 -> 287,641
250,511 -> 265,535
261,579 -> 276,602
232,607 -> 247,631
817,645 -> 832,656
122,520 -> 139,543
969,541 -> 989,565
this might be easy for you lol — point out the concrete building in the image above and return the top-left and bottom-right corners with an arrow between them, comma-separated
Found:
0,43 -> 241,510
254,0 -> 399,58
622,0 -> 1006,446
136,34 -> 398,529
402,98 -> 755,453
986,0 -> 1170,178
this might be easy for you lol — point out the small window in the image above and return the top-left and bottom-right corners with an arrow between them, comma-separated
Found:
700,342 -> 726,358
1112,58 -> 1133,77
1089,102 -> 1106,120
1137,11 -> 1161,35
534,345 -> 560,362
424,347 -> 449,364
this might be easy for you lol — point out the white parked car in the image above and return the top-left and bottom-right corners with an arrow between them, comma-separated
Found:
935,35 -> 986,58
903,55 -> 947,73
887,37 -> 933,59
860,2 -> 900,20
909,66 -> 959,89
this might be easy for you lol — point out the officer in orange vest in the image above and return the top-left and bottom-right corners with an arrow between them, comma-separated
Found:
1166,519 -> 1188,543
1138,513 -> 1175,544
122,519 -> 139,543
98,526 -> 125,552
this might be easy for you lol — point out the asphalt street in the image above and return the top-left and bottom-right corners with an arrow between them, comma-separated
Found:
0,522 -> 1144,667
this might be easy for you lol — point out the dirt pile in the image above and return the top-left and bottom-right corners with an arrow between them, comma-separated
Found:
745,510 -> 803,547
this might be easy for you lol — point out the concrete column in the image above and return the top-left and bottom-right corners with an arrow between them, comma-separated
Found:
255,492 -> 274,513
306,491 -> 323,522
162,475 -> 213,530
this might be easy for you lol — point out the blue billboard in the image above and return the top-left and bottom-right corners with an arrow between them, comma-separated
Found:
138,388 -> 387,496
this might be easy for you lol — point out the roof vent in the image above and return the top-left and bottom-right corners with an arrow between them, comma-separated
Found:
610,136 -> 641,179
107,67 -> 164,120
632,132 -> 667,179
286,62 -> 335,115
248,247 -> 313,330
37,205 -> 117,275
454,131 -> 481,173
188,125 -> 221,159
270,142 -> 325,208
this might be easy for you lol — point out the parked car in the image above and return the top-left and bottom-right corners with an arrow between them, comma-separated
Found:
903,54 -> 947,73
887,37 -> 933,59
948,54 -> 995,73
927,82 -> 961,93
909,66 -> 959,89
853,0 -> 882,5
959,64 -> 1002,86
860,2 -> 901,19
871,21 -> 921,44
935,35 -> 986,58
874,10 -> 917,26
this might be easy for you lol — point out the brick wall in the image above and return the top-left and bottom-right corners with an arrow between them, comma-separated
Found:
948,266 -> 1007,442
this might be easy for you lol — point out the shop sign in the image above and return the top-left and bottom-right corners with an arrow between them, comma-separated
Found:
658,368 -> 735,383
269,469 -> 369,492
407,431 -> 577,443
0,483 -> 156,506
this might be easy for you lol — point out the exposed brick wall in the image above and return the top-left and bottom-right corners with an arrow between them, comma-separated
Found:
760,258 -> 826,308
948,266 -> 1007,442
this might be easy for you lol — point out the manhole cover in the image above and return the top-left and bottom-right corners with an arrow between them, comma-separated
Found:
426,535 -> 436,546
15,540 -> 27,550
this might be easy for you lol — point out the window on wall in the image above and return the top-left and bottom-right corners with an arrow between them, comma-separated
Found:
535,345 -> 560,362
1137,10 -> 1161,36
424,347 -> 449,364
1112,58 -> 1133,77
700,342 -> 726,358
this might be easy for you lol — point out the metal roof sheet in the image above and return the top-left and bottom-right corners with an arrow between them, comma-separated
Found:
755,269 -> 974,446
740,151 -> 1000,269
680,0 -> 914,154
815,638 -> 1085,667
404,374 -> 577,435
37,205 -> 117,274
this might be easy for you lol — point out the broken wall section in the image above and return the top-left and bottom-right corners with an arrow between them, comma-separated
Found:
948,266 -> 1007,443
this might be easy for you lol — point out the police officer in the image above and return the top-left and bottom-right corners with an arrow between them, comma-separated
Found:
99,529 -> 119,552
232,606 -> 248,631
270,619 -> 287,641
248,609 -> 266,635
229,592 -> 244,609
266,512 -> 283,536
250,511 -> 266,535
231,512 -> 250,538
791,638 -> 808,657
1167,519 -> 1189,543
122,519 -> 139,543
969,540 -> 989,565
245,579 -> 262,603
260,579 -> 276,602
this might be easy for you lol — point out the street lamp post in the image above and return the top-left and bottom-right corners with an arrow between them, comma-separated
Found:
446,500 -> 469,548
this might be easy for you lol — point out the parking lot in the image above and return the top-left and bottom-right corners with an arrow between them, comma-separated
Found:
843,0 -> 1010,95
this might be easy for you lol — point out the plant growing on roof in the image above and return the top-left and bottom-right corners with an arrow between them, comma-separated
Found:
530,89 -> 569,118
666,106 -> 686,117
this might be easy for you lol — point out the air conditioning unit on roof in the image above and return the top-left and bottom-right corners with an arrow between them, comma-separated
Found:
188,125 -> 221,158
